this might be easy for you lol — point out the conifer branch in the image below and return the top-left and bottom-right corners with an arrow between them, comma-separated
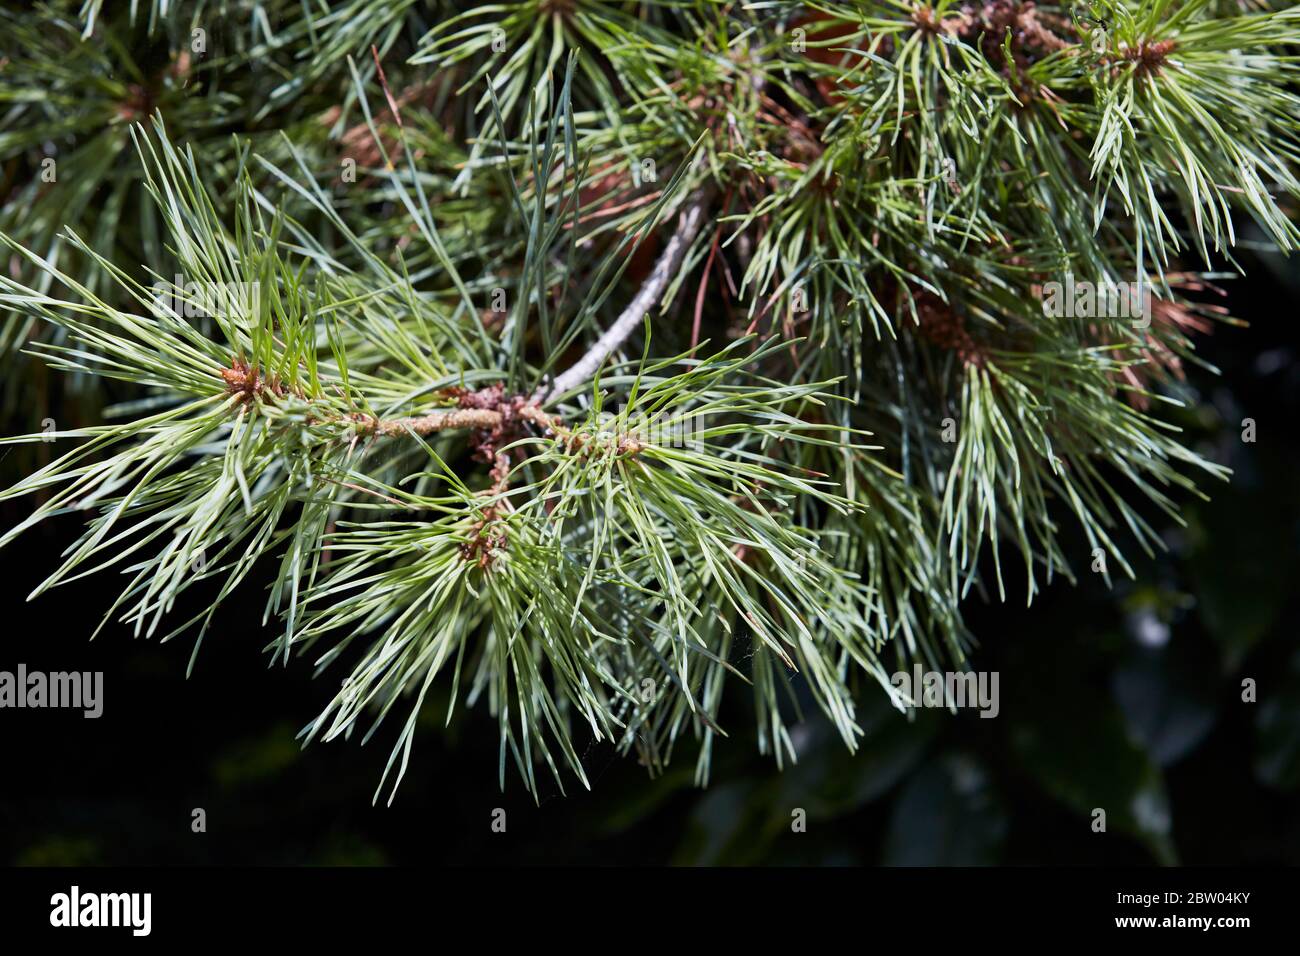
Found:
0,0 -> 1295,800
370,397 -> 567,438
539,187 -> 714,403
370,408 -> 506,436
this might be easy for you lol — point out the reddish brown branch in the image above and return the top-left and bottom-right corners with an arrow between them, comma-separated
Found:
373,408 -> 504,436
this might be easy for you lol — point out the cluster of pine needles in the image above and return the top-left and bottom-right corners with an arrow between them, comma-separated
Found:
0,0 -> 1296,800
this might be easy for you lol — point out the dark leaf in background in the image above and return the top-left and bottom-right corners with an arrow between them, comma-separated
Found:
883,754 -> 1008,866
1113,643 -> 1218,768
1186,483 -> 1293,674
1007,633 -> 1175,864
779,695 -> 941,818
1254,650 -> 1300,793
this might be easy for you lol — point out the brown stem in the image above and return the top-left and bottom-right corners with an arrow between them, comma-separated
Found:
220,186 -> 714,441
370,401 -> 568,438
372,408 -> 503,436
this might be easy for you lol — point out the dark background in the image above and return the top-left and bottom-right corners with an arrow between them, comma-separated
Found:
1,231 -> 1296,867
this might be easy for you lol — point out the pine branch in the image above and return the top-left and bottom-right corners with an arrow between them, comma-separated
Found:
540,186 -> 714,402
371,397 -> 565,437
1,1 -> 1296,799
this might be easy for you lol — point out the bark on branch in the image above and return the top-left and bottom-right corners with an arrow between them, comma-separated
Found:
372,402 -> 565,437
538,187 -> 713,403
220,187 -> 711,441
372,408 -> 503,436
